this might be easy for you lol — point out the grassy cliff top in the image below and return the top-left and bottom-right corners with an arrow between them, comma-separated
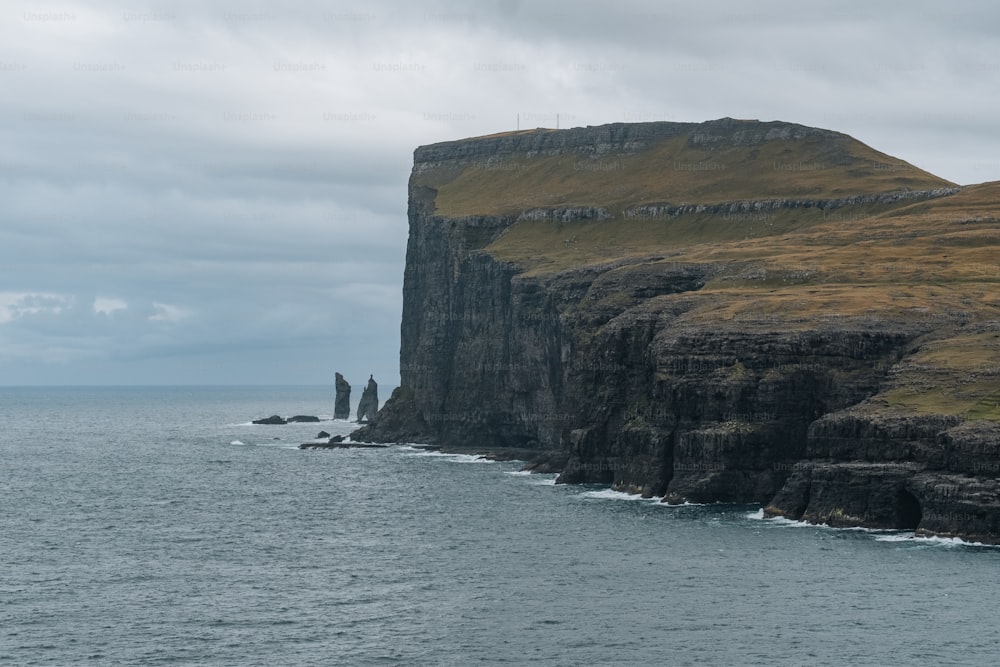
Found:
413,119 -> 955,218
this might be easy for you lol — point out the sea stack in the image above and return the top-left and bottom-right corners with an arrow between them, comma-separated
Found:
356,375 -> 379,422
334,372 -> 351,420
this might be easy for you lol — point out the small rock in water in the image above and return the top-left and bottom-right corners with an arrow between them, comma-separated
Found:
253,415 -> 286,425
334,372 -> 352,420
356,375 -> 379,422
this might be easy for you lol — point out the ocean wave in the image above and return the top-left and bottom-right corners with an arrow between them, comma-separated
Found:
748,511 -> 1000,548
579,488 -> 663,502
875,533 -> 1000,549
401,449 -> 491,463
229,439 -> 299,450
505,471 -> 559,486
746,512 -> 816,528
748,512 -> 883,531
576,488 -> 720,505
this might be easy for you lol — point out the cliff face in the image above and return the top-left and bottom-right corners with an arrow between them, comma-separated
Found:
354,118 -> 1000,544
334,372 -> 351,420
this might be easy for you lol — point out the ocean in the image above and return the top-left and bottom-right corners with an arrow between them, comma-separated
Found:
3,385 -> 999,666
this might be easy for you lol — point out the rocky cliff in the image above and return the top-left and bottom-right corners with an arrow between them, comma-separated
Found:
334,372 -> 351,420
356,375 -> 379,422
354,118 -> 1000,544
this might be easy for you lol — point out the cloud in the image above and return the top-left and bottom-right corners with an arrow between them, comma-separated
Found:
0,0 -> 998,384
0,292 -> 71,324
93,297 -> 128,315
148,302 -> 193,323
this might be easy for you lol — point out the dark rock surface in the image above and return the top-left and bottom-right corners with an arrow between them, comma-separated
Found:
356,375 -> 379,422
764,416 -> 1000,540
351,119 -> 1000,544
253,415 -> 286,425
287,415 -> 320,423
316,431 -> 331,439
334,372 -> 351,420
299,434 -> 388,450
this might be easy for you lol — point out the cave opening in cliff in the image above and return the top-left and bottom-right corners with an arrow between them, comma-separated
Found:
895,488 -> 923,530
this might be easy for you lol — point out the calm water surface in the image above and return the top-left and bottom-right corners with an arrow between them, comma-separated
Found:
2,386 -> 998,666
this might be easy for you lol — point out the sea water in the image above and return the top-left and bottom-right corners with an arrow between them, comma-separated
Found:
3,386 -> 999,666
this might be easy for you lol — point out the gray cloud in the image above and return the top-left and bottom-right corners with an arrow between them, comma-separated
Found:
2,0 -> 998,385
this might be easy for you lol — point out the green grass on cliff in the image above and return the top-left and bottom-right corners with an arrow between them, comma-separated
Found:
416,130 -> 953,219
485,201 -> 921,276
877,331 -> 1000,421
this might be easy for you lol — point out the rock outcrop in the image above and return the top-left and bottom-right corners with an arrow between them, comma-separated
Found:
352,118 -> 1000,543
334,372 -> 351,420
299,434 -> 388,450
356,375 -> 379,422
287,415 -> 320,423
253,415 -> 286,425
253,415 -> 320,425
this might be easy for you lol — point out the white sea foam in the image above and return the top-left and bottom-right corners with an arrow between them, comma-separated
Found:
229,439 -> 299,450
759,515 -> 814,528
577,488 -> 716,504
402,449 -> 490,463
875,533 -> 924,543
446,454 -> 493,463
746,511 -> 999,548
875,533 -> 999,549
579,488 -> 665,502
505,470 -> 560,485
753,514 -> 847,530
401,449 -> 447,457
397,444 -> 428,452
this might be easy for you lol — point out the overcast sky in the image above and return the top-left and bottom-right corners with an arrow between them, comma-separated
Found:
2,0 -> 998,386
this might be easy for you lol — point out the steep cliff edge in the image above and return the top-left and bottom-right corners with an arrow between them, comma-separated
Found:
353,118 -> 1000,543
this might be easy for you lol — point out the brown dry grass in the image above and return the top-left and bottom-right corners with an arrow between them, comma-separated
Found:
416,131 -> 954,218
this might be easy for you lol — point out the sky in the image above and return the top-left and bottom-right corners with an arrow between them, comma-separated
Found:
2,0 -> 999,386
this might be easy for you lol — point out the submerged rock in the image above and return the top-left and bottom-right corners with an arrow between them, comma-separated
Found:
356,375 -> 379,422
334,372 -> 351,420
